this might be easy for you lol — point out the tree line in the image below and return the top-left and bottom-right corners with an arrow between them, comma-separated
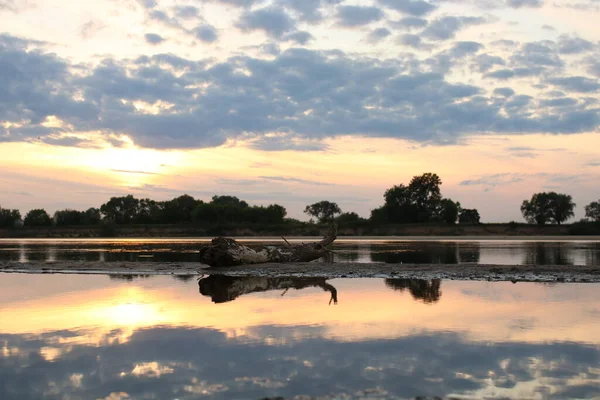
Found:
1,173 -> 599,228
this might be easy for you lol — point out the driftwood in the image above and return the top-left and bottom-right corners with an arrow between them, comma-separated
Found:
198,275 -> 338,304
198,225 -> 337,267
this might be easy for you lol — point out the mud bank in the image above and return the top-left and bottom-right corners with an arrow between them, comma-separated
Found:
1,261 -> 600,283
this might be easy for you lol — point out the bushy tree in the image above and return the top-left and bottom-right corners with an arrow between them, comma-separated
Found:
521,192 -> 575,225
585,200 -> 600,222
459,209 -> 481,224
0,206 -> 21,228
304,201 -> 342,224
162,194 -> 203,223
191,196 -> 286,225
100,195 -> 140,224
439,199 -> 460,225
24,209 -> 53,226
377,173 -> 457,224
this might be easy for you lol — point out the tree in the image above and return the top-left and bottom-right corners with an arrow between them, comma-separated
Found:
162,194 -> 202,223
521,192 -> 575,225
585,200 -> 600,222
24,209 -> 53,226
408,173 -> 443,220
439,199 -> 460,225
0,206 -> 21,228
379,173 -> 449,224
550,193 -> 576,225
100,195 -> 140,224
337,212 -> 366,224
82,208 -> 102,225
459,209 -> 481,224
304,201 -> 342,224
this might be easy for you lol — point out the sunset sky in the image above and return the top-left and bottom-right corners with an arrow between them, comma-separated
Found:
1,0 -> 599,221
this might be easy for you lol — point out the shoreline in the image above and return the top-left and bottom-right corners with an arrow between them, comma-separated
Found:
1,261 -> 599,283
1,235 -> 599,242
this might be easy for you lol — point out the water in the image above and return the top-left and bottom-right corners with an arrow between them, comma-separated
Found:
1,238 -> 600,265
1,273 -> 599,399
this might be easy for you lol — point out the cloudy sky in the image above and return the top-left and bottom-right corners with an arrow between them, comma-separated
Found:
1,0 -> 599,221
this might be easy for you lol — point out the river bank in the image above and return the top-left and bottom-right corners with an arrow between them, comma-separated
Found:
0,222 -> 582,238
2,261 -> 599,283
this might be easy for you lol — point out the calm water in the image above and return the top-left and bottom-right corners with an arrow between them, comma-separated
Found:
1,273 -> 599,399
1,238 -> 600,265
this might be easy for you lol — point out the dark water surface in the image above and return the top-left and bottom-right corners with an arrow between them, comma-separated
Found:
0,273 -> 599,399
1,238 -> 600,265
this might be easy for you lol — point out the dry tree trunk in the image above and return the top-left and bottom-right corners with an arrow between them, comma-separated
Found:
198,225 -> 337,267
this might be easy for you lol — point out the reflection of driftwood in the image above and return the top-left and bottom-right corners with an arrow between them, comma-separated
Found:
198,226 -> 337,267
199,275 -> 338,304
385,279 -> 442,303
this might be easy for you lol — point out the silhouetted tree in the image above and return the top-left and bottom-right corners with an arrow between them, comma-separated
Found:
162,194 -> 202,223
304,201 -> 342,223
24,209 -> 53,226
377,173 -> 459,224
459,209 -> 481,224
100,195 -> 140,224
440,199 -> 460,224
585,200 -> 600,222
409,173 -> 443,220
336,212 -> 367,226
192,196 -> 287,225
521,192 -> 575,225
0,206 -> 21,228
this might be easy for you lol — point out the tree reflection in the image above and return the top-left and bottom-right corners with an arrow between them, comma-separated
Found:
522,243 -> 573,265
371,243 -> 459,264
198,276 -> 338,305
385,279 -> 442,304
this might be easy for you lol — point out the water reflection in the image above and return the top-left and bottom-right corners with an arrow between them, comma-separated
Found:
2,239 -> 600,266
1,275 -> 600,399
199,275 -> 338,305
385,279 -> 442,303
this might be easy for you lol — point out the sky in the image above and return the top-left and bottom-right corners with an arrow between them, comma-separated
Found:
0,0 -> 599,222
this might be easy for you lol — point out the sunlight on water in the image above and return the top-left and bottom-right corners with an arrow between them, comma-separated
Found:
0,273 -> 599,399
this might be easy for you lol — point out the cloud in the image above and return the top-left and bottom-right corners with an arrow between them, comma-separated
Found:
556,34 -> 594,54
367,27 -> 392,43
377,0 -> 437,16
336,6 -> 385,27
506,0 -> 544,7
237,7 -> 296,38
276,0 -> 344,23
79,20 -> 106,39
493,87 -> 515,97
282,30 -> 314,45
510,41 -> 564,69
259,176 -> 334,186
460,173 -> 525,187
2,35 -> 600,150
474,54 -> 506,73
397,33 -> 425,48
193,24 -> 218,43
461,172 -> 590,187
422,16 -> 487,41
2,326 -> 600,400
450,41 -> 484,57
390,16 -> 428,30
205,0 -> 263,7
144,33 -> 165,45
110,169 -> 162,175
173,5 -> 199,19
548,76 -> 600,93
